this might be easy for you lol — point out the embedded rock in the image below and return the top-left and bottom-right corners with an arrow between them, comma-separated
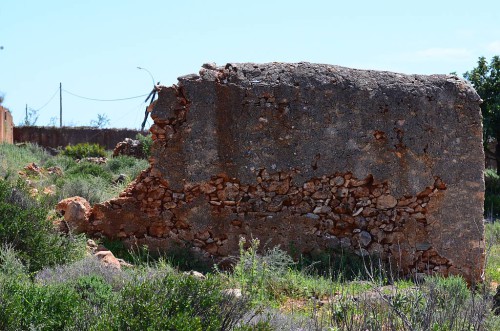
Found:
376,195 -> 397,209
86,62 -> 484,283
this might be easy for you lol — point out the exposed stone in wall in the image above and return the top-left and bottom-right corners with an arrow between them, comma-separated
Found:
87,62 -> 485,283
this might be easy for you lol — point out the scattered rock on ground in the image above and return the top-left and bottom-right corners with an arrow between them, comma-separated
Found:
223,288 -> 243,298
94,250 -> 122,269
113,138 -> 145,158
114,174 -> 127,184
56,196 -> 91,233
86,239 -> 133,269
77,157 -> 107,164
183,270 -> 206,280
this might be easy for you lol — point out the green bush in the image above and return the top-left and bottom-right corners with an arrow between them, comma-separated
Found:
0,180 -> 86,272
95,273 -> 249,331
74,275 -> 114,308
0,245 -> 28,282
0,277 -> 91,331
62,143 -> 106,159
135,133 -> 153,158
1,268 -> 252,331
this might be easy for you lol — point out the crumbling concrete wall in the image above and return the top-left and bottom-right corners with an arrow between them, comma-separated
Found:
0,106 -> 14,144
87,62 -> 485,282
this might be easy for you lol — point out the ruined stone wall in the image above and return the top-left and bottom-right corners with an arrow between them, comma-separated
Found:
87,63 -> 485,283
0,106 -> 14,144
14,126 -> 144,150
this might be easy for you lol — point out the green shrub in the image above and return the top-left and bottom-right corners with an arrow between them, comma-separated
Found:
0,180 -> 86,272
62,143 -> 106,159
74,275 -> 114,308
0,245 -> 29,284
0,278 -> 89,331
231,238 -> 297,302
135,133 -> 153,158
1,267 -> 252,330
95,273 -> 249,331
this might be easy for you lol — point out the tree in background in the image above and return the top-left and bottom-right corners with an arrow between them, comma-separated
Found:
22,107 -> 39,126
464,56 -> 500,173
90,113 -> 110,129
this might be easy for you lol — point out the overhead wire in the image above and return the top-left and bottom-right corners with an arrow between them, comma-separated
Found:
32,84 -> 154,129
113,99 -> 148,130
62,88 -> 149,102
33,87 -> 59,111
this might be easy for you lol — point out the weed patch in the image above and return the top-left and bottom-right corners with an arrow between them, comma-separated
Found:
62,143 -> 106,159
0,180 -> 86,272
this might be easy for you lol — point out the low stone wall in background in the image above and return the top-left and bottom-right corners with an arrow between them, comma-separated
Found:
83,62 -> 484,283
14,126 -> 144,150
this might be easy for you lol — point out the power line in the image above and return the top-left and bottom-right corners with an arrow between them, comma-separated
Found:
33,87 -> 59,111
110,100 -> 146,129
62,88 -> 149,102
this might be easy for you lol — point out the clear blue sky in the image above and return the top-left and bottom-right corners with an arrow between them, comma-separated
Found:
1,0 -> 499,129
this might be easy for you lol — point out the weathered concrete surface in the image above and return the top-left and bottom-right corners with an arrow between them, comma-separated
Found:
88,62 -> 485,283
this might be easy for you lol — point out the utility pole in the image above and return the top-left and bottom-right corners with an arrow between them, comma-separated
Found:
59,82 -> 62,127
25,104 -> 27,125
